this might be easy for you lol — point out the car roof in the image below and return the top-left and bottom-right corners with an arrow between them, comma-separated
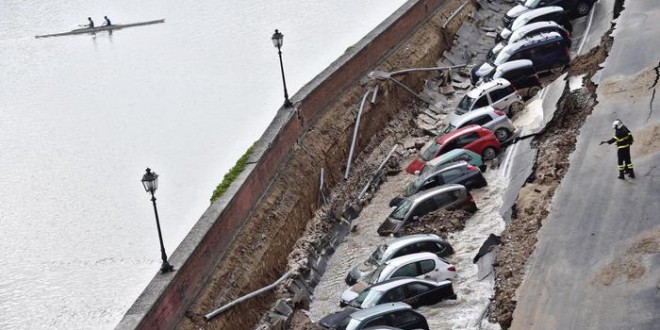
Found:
384,251 -> 443,268
449,107 -> 498,127
516,6 -> 564,23
350,302 -> 413,321
404,183 -> 466,205
436,124 -> 483,144
503,31 -> 563,53
367,277 -> 451,292
384,234 -> 443,252
426,148 -> 481,166
513,20 -> 563,37
418,161 -> 468,179
466,78 -> 511,98
495,59 -> 534,72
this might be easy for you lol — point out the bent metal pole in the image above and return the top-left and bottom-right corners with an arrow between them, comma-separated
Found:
204,269 -> 295,321
344,88 -> 374,179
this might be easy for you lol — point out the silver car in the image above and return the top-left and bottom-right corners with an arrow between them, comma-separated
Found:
442,106 -> 515,142
345,234 -> 453,285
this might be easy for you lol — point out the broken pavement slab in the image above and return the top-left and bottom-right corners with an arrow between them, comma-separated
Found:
515,73 -> 568,137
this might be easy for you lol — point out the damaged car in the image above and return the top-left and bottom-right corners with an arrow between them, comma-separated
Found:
342,277 -> 456,309
377,184 -> 477,236
345,234 -> 453,285
340,252 -> 456,305
319,302 -> 429,330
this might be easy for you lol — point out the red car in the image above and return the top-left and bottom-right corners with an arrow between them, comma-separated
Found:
406,125 -> 501,174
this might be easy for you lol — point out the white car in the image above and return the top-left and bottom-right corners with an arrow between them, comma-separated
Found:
340,252 -> 456,305
446,78 -> 523,124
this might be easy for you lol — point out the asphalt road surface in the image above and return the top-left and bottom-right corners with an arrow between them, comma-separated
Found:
511,1 -> 660,329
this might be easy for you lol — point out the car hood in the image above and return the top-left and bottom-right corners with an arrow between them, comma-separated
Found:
474,62 -> 495,80
506,5 -> 529,19
405,158 -> 426,174
340,282 -> 369,304
499,28 -> 512,40
348,262 -> 377,283
444,112 -> 461,127
319,307 -> 359,328
490,42 -> 505,58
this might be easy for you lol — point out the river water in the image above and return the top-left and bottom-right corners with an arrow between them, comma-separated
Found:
0,0 -> 407,328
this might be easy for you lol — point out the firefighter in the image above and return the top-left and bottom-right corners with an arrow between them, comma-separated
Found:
600,119 -> 634,179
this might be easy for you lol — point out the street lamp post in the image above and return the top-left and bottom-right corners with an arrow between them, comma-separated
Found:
141,168 -> 174,274
271,29 -> 293,108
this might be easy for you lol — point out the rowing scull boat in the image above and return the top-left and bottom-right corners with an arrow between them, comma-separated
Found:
35,19 -> 165,38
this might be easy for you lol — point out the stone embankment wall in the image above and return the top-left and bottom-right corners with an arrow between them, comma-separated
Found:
116,1 -> 474,329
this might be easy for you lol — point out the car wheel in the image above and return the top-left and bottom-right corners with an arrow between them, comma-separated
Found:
576,1 -> 591,16
527,85 -> 542,98
482,147 -> 497,160
508,101 -> 524,116
550,65 -> 565,74
494,128 -> 509,142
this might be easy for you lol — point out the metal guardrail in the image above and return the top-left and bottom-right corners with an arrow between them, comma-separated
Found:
358,144 -> 399,199
204,269 -> 296,321
441,0 -> 472,42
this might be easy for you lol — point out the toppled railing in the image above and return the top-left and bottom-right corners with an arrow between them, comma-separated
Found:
204,269 -> 297,321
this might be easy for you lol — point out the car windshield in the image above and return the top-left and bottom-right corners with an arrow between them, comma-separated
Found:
344,319 -> 362,330
524,0 -> 542,8
389,199 -> 412,220
443,124 -> 456,135
363,264 -> 386,284
368,244 -> 388,264
421,142 -> 441,161
494,48 -> 513,66
457,95 -> 475,113
349,287 -> 385,308
403,177 -> 424,197
335,316 -> 354,330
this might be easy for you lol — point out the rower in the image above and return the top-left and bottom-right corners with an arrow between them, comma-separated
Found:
103,16 -> 112,26
88,17 -> 94,28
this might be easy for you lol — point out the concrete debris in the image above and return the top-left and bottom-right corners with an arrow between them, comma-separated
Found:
274,299 -> 293,317
440,84 -> 456,95
402,138 -> 416,150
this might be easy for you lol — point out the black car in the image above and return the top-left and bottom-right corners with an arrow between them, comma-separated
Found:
472,32 -> 571,84
389,161 -> 486,207
319,302 -> 429,330
497,6 -> 572,43
342,277 -> 457,309
484,59 -> 542,98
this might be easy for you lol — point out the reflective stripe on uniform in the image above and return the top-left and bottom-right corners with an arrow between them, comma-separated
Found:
618,165 -> 625,169
627,164 -> 634,169
617,144 -> 630,149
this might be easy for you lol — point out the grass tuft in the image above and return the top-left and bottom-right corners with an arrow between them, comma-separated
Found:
210,144 -> 255,202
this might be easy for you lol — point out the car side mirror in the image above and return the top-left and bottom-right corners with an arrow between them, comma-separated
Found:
539,1 -> 546,5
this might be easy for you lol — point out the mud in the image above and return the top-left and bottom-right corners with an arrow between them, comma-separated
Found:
593,227 -> 660,286
396,209 -> 474,237
489,30 -> 615,328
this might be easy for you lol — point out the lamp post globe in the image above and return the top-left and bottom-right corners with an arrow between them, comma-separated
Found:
271,29 -> 293,108
141,168 -> 174,274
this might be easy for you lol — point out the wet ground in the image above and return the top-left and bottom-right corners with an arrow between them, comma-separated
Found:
261,0 -> 633,328
308,157 -> 510,328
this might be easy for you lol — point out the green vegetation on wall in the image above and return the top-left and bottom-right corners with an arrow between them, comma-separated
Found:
210,144 -> 255,202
